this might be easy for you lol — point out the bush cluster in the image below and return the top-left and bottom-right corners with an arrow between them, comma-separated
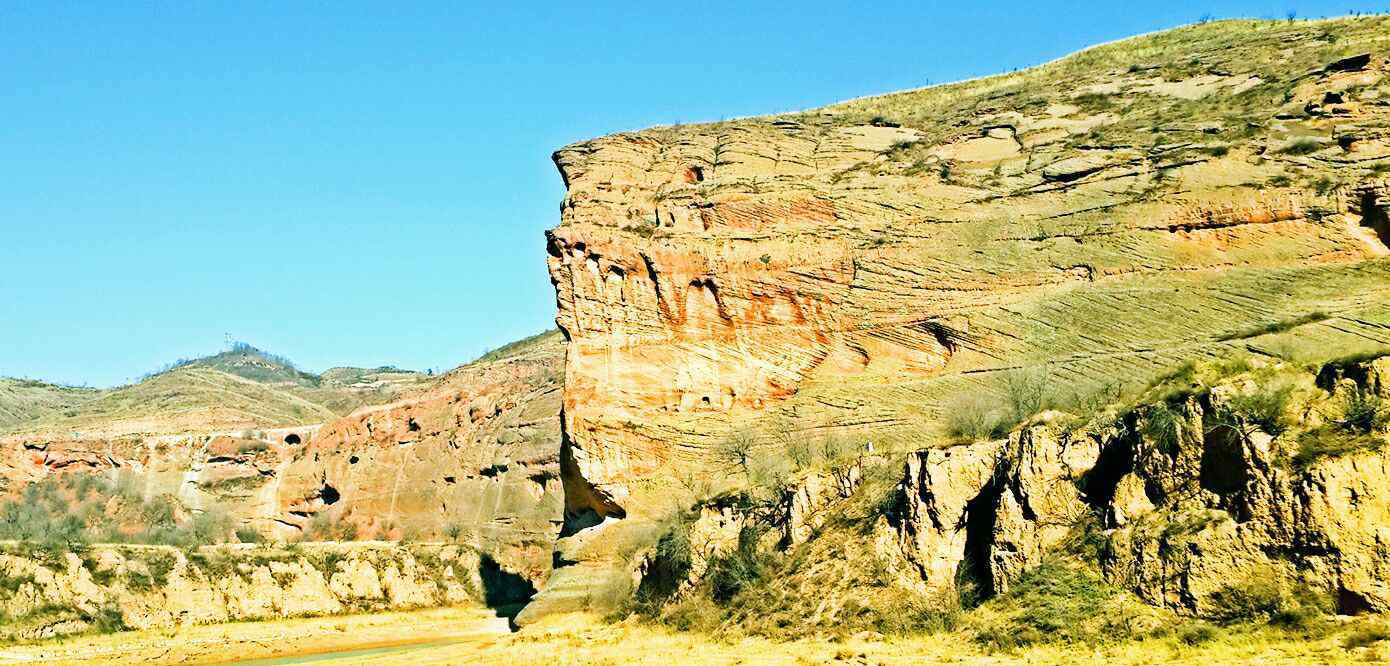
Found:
0,473 -> 234,551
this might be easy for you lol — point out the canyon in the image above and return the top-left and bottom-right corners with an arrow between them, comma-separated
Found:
3,16 -> 1390,659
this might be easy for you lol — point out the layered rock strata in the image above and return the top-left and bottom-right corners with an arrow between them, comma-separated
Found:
896,357 -> 1390,615
0,542 -> 494,641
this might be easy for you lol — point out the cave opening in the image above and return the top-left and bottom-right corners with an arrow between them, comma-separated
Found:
556,415 -> 626,538
284,433 -> 301,445
957,477 -> 1003,601
319,482 -> 340,505
479,554 -> 537,629
1078,434 -> 1137,524
1360,190 -> 1390,247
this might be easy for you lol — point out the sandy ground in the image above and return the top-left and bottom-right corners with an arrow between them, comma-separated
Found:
0,607 -> 1385,665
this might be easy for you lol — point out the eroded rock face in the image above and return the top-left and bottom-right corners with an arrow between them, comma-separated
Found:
895,366 -> 1390,615
538,25 -> 1390,621
0,543 -> 483,641
275,335 -> 566,584
545,57 -> 1390,526
0,335 -> 566,589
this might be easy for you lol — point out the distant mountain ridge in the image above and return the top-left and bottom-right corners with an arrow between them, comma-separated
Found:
0,343 -> 430,437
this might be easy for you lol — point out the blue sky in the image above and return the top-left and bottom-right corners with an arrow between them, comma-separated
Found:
0,1 -> 1373,387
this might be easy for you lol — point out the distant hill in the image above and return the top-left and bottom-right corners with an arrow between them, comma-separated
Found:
471,329 -> 563,365
1,344 -> 430,437
153,343 -> 321,386
0,378 -> 99,431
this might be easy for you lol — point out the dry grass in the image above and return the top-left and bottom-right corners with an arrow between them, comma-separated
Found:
12,606 -> 1390,665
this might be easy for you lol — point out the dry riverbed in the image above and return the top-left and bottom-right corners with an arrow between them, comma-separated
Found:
0,607 -> 1386,665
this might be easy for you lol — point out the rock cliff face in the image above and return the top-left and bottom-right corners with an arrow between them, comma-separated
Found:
0,333 -> 566,588
540,17 -> 1390,616
547,20 -> 1390,518
277,333 -> 565,583
896,357 -> 1390,616
0,542 -> 491,641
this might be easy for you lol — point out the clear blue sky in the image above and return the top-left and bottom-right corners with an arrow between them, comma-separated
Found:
0,1 -> 1371,387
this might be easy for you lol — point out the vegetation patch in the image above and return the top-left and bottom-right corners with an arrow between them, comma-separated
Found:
1215,312 -> 1328,342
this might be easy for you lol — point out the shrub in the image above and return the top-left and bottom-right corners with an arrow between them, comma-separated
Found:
706,526 -> 769,604
817,432 -> 857,467
235,526 -> 264,544
443,522 -> 466,543
714,430 -> 757,477
1140,402 -> 1185,454
89,604 -> 127,634
945,394 -> 1004,442
634,514 -> 695,608
1002,367 -> 1050,425
1278,138 -> 1323,155
1205,571 -> 1331,628
1292,428 -> 1384,469
1206,576 -> 1284,624
970,560 -> 1118,649
1343,624 -> 1390,649
1337,388 -> 1386,434
1212,383 -> 1294,437
1175,621 -> 1219,646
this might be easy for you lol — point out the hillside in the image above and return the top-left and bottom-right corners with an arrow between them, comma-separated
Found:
534,16 -> 1390,622
2,346 -> 429,438
0,378 -> 98,431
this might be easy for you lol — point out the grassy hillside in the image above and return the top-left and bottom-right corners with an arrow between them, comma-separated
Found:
2,345 -> 430,437
0,378 -> 99,431
471,329 -> 564,365
6,367 -> 339,436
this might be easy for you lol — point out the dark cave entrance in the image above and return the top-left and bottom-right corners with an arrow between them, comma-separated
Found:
480,554 -> 537,629
1361,190 -> 1390,247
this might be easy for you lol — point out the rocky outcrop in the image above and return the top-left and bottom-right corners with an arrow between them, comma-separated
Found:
894,359 -> 1390,616
275,333 -> 566,585
0,542 -> 488,641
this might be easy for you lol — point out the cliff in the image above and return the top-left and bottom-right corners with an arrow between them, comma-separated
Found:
536,17 -> 1390,618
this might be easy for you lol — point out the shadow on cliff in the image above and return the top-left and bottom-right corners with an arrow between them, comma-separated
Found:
480,554 -> 537,630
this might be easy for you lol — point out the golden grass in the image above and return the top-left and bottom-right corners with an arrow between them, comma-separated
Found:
6,608 -> 1386,666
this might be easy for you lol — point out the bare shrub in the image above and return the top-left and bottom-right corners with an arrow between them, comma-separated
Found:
945,395 -> 1004,442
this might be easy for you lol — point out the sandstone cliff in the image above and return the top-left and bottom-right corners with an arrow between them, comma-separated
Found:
616,354 -> 1389,638
0,541 -> 495,641
897,358 -> 1390,616
537,17 -> 1390,618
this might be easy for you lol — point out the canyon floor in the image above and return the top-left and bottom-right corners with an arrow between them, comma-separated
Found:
1,607 -> 1387,665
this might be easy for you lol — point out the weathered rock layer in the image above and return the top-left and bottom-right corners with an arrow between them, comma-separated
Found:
896,358 -> 1390,615
0,542 -> 492,641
